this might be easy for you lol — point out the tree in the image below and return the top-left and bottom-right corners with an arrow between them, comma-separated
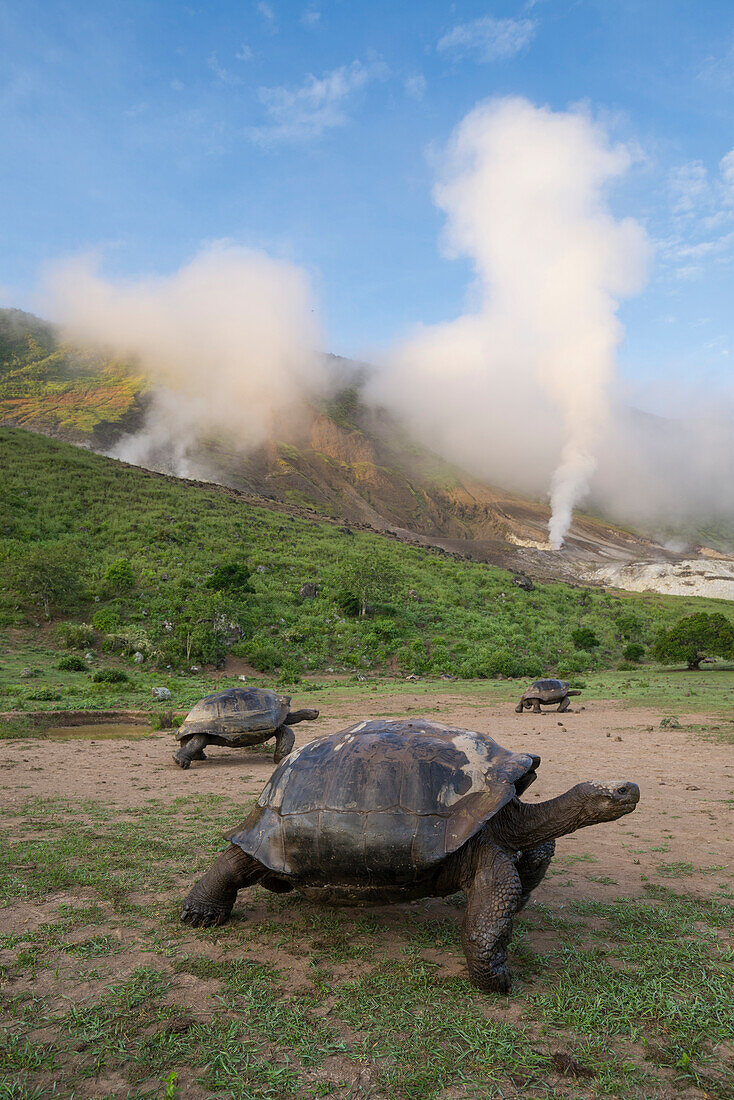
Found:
3,541 -> 83,619
334,552 -> 403,617
651,612 -> 734,670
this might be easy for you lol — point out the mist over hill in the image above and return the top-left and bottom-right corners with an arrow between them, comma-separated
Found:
1,306 -> 733,599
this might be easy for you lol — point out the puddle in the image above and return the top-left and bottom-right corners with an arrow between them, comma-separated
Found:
45,723 -> 154,741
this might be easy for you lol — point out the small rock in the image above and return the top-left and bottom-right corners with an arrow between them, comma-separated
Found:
686,784 -> 700,791
190,665 -> 200,673
512,573 -> 535,592
606,732 -> 611,738
133,652 -> 144,664
238,675 -> 247,682
256,565 -> 267,573
19,667 -> 36,679
298,582 -> 319,599
151,686 -> 172,701
614,736 -> 622,742
84,651 -> 94,663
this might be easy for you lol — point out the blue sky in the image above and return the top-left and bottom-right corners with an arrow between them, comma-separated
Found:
1,0 -> 733,395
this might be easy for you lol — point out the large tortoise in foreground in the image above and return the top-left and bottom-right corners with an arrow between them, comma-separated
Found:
173,687 -> 319,769
515,678 -> 581,714
181,719 -> 639,993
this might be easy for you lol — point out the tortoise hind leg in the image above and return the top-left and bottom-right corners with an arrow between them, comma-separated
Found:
181,844 -> 265,927
461,847 -> 522,994
173,734 -> 209,769
273,724 -> 295,764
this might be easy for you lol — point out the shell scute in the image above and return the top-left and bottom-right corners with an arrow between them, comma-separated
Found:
230,719 -> 537,883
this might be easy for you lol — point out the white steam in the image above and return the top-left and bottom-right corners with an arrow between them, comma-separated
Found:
375,97 -> 652,548
43,244 -> 325,475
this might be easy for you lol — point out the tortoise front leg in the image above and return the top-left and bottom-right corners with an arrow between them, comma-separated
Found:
461,846 -> 522,994
181,844 -> 264,927
516,840 -> 555,910
173,734 -> 209,770
557,696 -> 570,712
273,724 -> 295,763
532,700 -> 541,713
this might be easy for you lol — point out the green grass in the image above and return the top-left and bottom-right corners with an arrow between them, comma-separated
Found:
2,426 -> 733,692
0,795 -> 731,1099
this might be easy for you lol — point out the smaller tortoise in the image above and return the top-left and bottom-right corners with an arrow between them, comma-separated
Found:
515,679 -> 581,714
173,687 -> 318,769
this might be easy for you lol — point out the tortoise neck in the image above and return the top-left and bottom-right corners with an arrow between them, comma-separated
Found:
491,787 -> 588,850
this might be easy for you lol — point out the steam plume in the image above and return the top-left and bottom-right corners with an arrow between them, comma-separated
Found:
375,97 -> 651,548
43,244 -> 324,476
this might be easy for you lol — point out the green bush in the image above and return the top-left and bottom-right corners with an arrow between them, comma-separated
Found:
623,642 -> 645,662
277,660 -> 302,685
334,589 -> 361,618
102,558 -> 137,595
92,607 -> 121,633
57,654 -> 87,672
571,626 -> 600,650
92,668 -> 129,684
57,622 -> 95,649
205,561 -> 254,594
232,638 -> 281,673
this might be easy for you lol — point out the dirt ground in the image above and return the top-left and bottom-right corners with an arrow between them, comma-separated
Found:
2,691 -> 732,907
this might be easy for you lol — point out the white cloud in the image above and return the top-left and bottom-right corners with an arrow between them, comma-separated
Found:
301,8 -> 321,28
249,59 -> 386,144
236,42 -> 253,62
662,152 -> 734,277
207,53 -> 242,86
257,1 -> 276,29
404,73 -> 426,101
437,16 -> 537,63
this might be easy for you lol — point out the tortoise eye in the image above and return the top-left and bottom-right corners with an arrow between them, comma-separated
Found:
617,786 -> 628,795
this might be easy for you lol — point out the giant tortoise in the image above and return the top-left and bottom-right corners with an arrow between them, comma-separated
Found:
173,687 -> 318,769
515,678 -> 581,714
181,718 -> 639,993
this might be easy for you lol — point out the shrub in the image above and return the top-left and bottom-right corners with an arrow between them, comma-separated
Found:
231,638 -> 281,673
623,642 -> 645,662
92,607 -> 121,633
57,655 -> 87,672
205,561 -> 254,594
277,660 -> 302,685
92,669 -> 129,684
57,622 -> 95,649
28,688 -> 64,701
102,558 -> 136,595
334,589 -> 361,618
571,626 -> 600,650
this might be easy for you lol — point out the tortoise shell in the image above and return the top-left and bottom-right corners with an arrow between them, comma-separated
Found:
520,679 -> 570,703
176,688 -> 290,746
229,719 -> 539,885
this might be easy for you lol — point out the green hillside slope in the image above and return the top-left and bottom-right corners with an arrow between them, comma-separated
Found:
1,427 -> 729,688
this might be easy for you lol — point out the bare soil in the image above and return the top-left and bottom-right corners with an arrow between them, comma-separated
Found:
2,691 -> 732,908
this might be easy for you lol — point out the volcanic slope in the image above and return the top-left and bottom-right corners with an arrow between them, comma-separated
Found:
2,426 -> 731,684
0,307 -> 728,589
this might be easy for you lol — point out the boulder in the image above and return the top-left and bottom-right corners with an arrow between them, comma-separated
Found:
152,686 -> 172,701
298,582 -> 319,599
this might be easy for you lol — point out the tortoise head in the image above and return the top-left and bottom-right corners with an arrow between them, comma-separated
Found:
573,780 -> 640,825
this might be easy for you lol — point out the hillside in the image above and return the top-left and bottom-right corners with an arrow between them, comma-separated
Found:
2,426 -> 731,692
2,307 -> 733,602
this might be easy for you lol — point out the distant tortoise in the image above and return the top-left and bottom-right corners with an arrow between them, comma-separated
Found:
515,679 -> 581,714
173,687 -> 319,769
181,719 -> 639,993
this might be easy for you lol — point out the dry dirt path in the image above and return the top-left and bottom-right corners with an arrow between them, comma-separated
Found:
2,692 -> 732,905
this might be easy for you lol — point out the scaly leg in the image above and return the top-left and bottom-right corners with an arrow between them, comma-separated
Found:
461,846 -> 522,994
532,700 -> 541,714
557,696 -> 570,712
273,724 -> 295,763
516,841 -> 555,910
173,734 -> 209,770
181,844 -> 265,927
